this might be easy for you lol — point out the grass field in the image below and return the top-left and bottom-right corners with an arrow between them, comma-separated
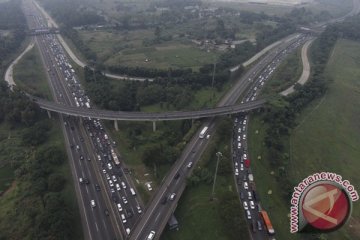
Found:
248,39 -> 360,239
79,29 -> 219,70
13,45 -> 51,99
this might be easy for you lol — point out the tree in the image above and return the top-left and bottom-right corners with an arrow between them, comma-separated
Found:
48,173 -> 66,192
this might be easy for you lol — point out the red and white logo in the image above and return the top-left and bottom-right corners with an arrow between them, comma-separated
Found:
301,183 -> 350,231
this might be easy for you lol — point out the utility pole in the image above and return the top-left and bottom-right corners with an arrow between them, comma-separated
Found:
211,151 -> 222,201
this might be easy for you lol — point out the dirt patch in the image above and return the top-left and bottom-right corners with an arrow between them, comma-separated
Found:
0,181 -> 16,197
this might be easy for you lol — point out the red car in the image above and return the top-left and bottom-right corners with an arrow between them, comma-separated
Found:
244,159 -> 250,168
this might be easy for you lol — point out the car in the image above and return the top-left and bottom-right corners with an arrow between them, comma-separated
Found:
237,136 -> 241,141
137,206 -> 142,214
174,172 -> 180,179
237,142 -> 241,149
243,153 -> 247,159
169,193 -> 176,201
250,201 -> 255,209
112,175 -> 117,182
126,209 -> 133,218
83,177 -> 89,184
257,220 -> 263,231
240,192 -> 244,200
235,118 -> 238,123
76,145 -> 80,150
102,169 -> 106,174
235,168 -> 239,176
121,214 -> 127,223
110,188 -> 115,193
121,181 -> 126,189
87,157 -> 91,161
244,181 -> 248,189
246,210 -> 251,219
234,162 -> 238,167
109,180 -> 114,187
187,162 -> 193,168
147,231 -> 156,240
104,209 -> 109,216
238,128 -> 241,133
97,154 -> 102,161
80,137 -> 84,142
125,228 -> 131,235
95,184 -> 100,191
243,134 -> 246,140
79,177 -> 83,184
90,200 -> 96,208
146,183 -> 152,191
117,203 -> 123,212
106,173 -> 110,180
107,163 -> 112,170
248,191 -> 253,200
243,201 -> 248,210
122,196 -> 128,204
115,183 -> 121,191
80,155 -> 84,160
240,164 -> 244,171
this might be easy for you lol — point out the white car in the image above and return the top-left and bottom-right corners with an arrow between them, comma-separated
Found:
169,193 -> 176,201
246,210 -> 252,219
238,128 -> 241,133
237,136 -> 241,141
107,163 -> 112,170
243,201 -> 248,210
112,175 -> 117,182
146,183 -> 152,191
90,200 -> 96,208
137,206 -> 142,214
244,181 -> 248,190
121,181 -> 126,189
147,231 -> 156,240
243,134 -> 246,140
243,153 -> 247,159
187,162 -> 193,168
235,168 -> 239,176
250,201 -> 255,209
122,196 -> 128,204
108,180 -> 114,187
234,162 -> 238,167
238,142 -> 241,149
117,203 -> 123,212
240,164 -> 244,171
121,214 -> 127,223
126,228 -> 131,235
116,183 -> 121,191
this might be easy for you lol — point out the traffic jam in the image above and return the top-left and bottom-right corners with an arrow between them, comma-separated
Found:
231,34 -> 310,238
44,33 -> 142,235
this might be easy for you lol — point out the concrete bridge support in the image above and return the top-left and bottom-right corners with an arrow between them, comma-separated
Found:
153,121 -> 157,132
114,120 -> 119,131
47,110 -> 51,119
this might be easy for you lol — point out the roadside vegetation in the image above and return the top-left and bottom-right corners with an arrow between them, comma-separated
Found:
162,117 -> 250,240
13,46 -> 51,99
0,81 -> 83,239
248,15 -> 360,240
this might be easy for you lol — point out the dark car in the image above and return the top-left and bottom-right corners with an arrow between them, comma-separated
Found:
161,196 -> 167,205
83,177 -> 89,184
95,184 -> 100,191
240,192 -> 244,200
126,209 -> 133,218
252,220 -> 257,233
104,209 -> 109,216
80,137 -> 84,142
174,172 -> 180,180
257,220 -> 263,231
111,194 -> 118,203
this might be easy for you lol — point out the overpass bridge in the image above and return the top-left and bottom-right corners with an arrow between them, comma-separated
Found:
28,27 -> 59,35
31,96 -> 266,130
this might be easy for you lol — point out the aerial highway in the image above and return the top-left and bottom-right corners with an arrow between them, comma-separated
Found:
22,0 -> 146,239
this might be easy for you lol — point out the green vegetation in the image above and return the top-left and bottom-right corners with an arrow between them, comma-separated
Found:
248,16 -> 360,239
13,45 -> 51,99
262,48 -> 302,95
162,118 -> 250,240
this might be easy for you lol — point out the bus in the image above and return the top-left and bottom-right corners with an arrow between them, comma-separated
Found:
110,148 -> 120,165
199,126 -> 208,139
260,210 -> 275,235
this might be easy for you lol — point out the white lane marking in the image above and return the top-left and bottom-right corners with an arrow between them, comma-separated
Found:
155,212 -> 161,222
95,222 -> 99,232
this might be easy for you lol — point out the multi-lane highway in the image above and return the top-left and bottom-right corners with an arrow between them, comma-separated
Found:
129,33 -> 310,240
22,1 -> 146,239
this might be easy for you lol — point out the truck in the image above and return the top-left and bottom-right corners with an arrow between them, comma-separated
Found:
260,210 -> 275,235
199,126 -> 208,139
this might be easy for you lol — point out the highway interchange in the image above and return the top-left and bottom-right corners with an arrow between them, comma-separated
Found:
15,0 -> 360,239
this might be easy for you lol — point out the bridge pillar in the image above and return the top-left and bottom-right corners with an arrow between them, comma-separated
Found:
114,120 -> 119,131
47,110 -> 51,119
152,121 -> 157,132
